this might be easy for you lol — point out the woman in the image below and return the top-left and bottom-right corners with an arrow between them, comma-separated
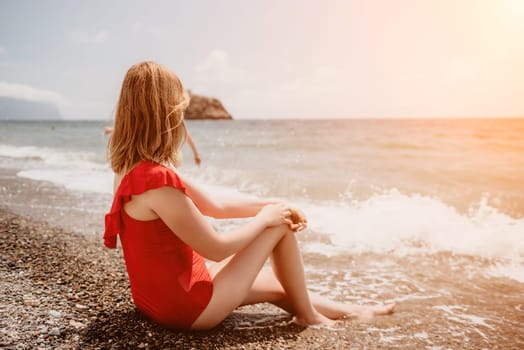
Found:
104,61 -> 395,330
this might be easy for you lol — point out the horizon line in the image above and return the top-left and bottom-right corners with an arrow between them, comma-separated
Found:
2,116 -> 524,122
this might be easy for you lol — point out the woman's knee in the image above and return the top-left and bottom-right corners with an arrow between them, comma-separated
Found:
278,227 -> 298,244
264,224 -> 294,239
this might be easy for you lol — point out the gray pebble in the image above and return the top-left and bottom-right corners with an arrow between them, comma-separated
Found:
48,310 -> 62,318
48,327 -> 60,336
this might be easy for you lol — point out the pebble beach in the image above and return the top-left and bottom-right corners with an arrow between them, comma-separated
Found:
1,119 -> 524,349
0,207 -> 377,350
1,204 -> 523,349
3,0 -> 524,345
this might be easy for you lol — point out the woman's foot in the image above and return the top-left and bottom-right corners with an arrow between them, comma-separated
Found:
355,303 -> 396,321
293,311 -> 336,327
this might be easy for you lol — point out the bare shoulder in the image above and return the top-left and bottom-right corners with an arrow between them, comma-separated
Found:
143,185 -> 188,204
124,186 -> 186,221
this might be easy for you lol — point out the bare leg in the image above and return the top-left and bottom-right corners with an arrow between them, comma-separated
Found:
190,225 -> 331,330
244,268 -> 395,321
258,230 -> 394,320
267,231 -> 330,325
207,234 -> 395,325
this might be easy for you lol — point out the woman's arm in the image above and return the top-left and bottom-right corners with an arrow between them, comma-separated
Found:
180,174 -> 307,226
144,186 -> 294,261
186,133 -> 201,166
180,174 -> 277,219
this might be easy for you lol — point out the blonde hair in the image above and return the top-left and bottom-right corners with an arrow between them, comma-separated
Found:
108,61 -> 189,174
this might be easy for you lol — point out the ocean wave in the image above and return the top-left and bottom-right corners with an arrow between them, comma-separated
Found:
43,176 -> 524,262
487,259 -> 524,282
0,143 -> 112,194
0,143 -> 106,167
0,144 -> 45,160
4,143 -> 523,264
180,173 -> 524,263
300,189 -> 524,260
17,168 -> 113,194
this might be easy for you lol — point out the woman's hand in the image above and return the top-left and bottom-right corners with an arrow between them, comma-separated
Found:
256,204 -> 308,233
289,207 -> 307,232
256,203 -> 293,228
194,155 -> 202,166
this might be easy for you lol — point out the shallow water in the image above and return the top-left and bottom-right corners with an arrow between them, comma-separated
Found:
1,119 -> 523,347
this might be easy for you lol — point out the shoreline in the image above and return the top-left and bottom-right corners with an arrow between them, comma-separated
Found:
2,209 -> 523,349
0,207 -> 389,349
1,164 -> 523,349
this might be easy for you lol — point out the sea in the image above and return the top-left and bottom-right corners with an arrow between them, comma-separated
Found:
1,118 -> 523,347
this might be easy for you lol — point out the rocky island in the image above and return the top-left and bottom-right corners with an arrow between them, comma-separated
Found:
0,92 -> 232,120
185,91 -> 233,120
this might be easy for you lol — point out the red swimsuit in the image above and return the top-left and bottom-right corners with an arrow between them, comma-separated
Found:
104,160 -> 213,329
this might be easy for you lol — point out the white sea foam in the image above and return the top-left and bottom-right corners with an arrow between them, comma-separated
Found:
433,305 -> 495,335
0,143 -> 105,168
1,143 -> 112,194
487,259 -> 524,282
17,168 -> 113,194
299,189 -> 524,260
183,163 -> 524,265
3,142 -> 523,268
300,242 -> 343,257
0,144 -> 46,160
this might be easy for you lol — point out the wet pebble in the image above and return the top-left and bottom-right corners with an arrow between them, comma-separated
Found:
48,327 -> 60,336
69,320 -> 85,329
48,310 -> 62,318
23,294 -> 40,306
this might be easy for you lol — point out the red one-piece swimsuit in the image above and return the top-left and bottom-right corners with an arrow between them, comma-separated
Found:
103,160 -> 213,329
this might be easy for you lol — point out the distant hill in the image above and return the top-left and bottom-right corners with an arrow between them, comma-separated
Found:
0,97 -> 62,120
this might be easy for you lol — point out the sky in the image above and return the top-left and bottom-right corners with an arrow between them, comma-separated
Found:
0,0 -> 523,120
